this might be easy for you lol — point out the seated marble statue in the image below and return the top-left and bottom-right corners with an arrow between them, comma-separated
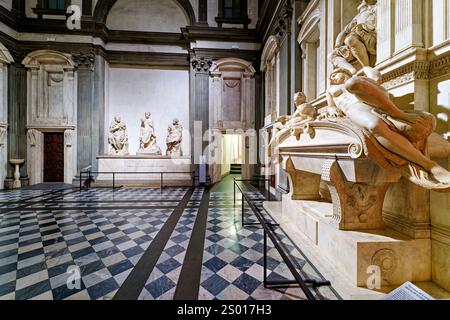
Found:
335,0 -> 377,68
166,118 -> 183,157
326,66 -> 450,190
328,45 -> 358,76
269,92 -> 317,156
108,116 -> 129,155
138,112 -> 161,155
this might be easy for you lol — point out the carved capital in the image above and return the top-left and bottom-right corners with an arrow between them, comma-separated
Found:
274,0 -> 293,38
72,52 -> 95,70
9,47 -> 27,64
191,56 -> 213,73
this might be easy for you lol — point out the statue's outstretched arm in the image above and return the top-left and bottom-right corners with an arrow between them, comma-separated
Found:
344,77 -> 404,119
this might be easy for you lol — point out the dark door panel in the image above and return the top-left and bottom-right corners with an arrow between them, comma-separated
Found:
44,133 -> 64,183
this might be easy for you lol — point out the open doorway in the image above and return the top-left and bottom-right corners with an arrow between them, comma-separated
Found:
43,132 -> 64,183
221,134 -> 243,178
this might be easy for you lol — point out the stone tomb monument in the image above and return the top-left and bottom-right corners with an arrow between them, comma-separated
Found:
98,115 -> 190,187
265,0 -> 450,299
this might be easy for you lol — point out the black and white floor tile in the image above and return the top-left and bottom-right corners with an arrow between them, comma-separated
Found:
0,183 -> 339,300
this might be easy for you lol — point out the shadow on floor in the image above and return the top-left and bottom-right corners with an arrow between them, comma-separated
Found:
22,183 -> 75,191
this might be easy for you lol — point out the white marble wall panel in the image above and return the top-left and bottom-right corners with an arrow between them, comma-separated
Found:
107,67 -> 190,156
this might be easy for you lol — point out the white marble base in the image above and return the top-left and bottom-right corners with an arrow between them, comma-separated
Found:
264,198 -> 435,299
96,156 -> 192,187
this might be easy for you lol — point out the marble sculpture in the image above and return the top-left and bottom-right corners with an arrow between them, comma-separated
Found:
271,0 -> 450,195
108,116 -> 129,155
330,0 -> 377,74
138,112 -> 162,155
166,118 -> 183,157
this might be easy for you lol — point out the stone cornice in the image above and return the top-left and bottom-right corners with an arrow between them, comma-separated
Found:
0,30 -> 190,68
0,7 -> 258,46
381,61 -> 430,89
381,51 -> 450,89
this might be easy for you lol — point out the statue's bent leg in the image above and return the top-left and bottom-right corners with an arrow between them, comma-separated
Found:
345,35 -> 370,67
372,121 -> 450,183
346,105 -> 450,183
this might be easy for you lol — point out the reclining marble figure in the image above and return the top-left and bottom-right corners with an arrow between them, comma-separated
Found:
326,67 -> 450,190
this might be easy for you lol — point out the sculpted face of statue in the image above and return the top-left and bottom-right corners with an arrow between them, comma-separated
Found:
294,92 -> 307,107
330,69 -> 352,85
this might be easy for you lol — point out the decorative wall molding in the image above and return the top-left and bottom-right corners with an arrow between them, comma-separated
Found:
381,51 -> 450,89
432,223 -> 450,246
383,210 -> 431,239
0,3 -> 257,46
430,54 -> 450,79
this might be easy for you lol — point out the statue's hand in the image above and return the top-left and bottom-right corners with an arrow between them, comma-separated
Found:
277,116 -> 289,125
319,107 -> 342,120
400,112 -> 423,124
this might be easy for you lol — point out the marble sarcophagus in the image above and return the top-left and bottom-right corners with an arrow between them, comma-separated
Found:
264,118 -> 432,297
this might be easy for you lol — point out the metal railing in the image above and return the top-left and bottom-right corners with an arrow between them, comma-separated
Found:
234,181 -> 332,301
233,177 -> 272,206
79,170 -> 196,191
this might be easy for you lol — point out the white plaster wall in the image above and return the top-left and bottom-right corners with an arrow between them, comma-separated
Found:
106,0 -> 189,33
107,67 -> 190,156
0,0 -> 12,10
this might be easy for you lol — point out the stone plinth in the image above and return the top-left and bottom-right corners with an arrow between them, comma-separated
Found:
96,156 -> 192,187
264,199 -> 431,289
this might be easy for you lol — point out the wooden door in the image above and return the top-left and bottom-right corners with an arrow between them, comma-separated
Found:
44,132 -> 64,183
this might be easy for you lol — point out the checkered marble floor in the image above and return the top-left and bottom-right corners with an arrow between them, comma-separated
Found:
0,188 -> 188,300
198,191 -> 339,301
0,184 -> 339,300
138,189 -> 204,300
